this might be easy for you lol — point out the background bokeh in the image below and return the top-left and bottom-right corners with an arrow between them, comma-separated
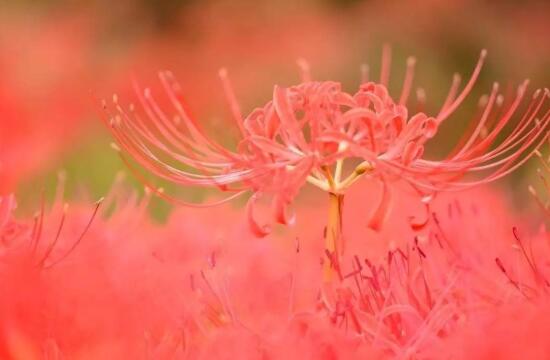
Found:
1,0 -> 549,217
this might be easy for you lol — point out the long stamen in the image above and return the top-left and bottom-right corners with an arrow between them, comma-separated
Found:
380,44 -> 392,87
399,57 -> 417,105
44,198 -> 104,269
297,58 -> 312,83
361,64 -> 370,84
37,203 -> 68,268
219,68 -> 246,137
437,49 -> 487,123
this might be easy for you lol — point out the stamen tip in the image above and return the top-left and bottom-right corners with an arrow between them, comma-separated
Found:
355,162 -> 373,175
478,95 -> 489,106
110,142 -> 121,152
296,57 -> 309,66
57,170 -> 67,181
518,80 -> 529,96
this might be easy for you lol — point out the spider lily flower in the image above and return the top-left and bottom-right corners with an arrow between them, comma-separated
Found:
102,49 -> 549,280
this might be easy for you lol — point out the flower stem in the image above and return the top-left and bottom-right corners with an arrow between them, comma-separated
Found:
324,192 -> 344,281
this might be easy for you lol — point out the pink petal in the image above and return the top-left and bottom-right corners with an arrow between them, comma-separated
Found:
272,195 -> 296,226
246,193 -> 271,237
368,180 -> 392,231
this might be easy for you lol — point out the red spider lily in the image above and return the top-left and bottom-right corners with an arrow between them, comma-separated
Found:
102,49 -> 549,280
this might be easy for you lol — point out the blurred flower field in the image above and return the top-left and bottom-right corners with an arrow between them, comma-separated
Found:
0,0 -> 549,359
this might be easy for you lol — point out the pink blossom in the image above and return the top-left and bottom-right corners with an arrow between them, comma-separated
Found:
102,49 -> 548,281
103,50 -> 548,229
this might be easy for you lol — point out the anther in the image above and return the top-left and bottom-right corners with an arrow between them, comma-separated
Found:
355,162 -> 373,175
480,49 -> 488,59
110,142 -> 121,152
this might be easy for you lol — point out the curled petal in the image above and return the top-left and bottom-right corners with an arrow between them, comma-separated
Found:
422,117 -> 438,138
402,142 -> 423,166
246,193 -> 271,237
243,108 -> 265,135
331,91 -> 357,107
368,180 -> 392,231
272,195 -> 296,226
392,116 -> 405,136
409,189 -> 434,231
409,203 -> 430,231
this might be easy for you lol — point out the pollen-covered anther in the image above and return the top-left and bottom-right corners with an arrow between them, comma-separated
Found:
337,161 -> 374,191
355,161 -> 373,175
110,142 -> 121,152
